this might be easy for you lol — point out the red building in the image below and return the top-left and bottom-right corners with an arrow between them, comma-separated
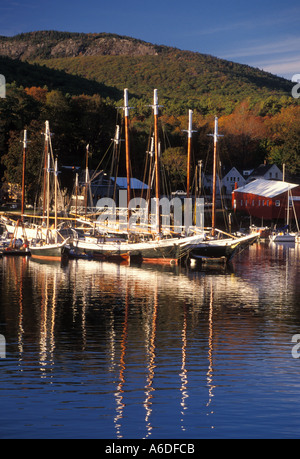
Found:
232,179 -> 300,221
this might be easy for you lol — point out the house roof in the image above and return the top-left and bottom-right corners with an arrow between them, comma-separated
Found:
111,177 -> 149,190
233,179 -> 299,198
248,164 -> 280,178
222,166 -> 245,179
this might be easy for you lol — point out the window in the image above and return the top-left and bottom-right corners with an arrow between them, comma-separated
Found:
275,200 -> 280,207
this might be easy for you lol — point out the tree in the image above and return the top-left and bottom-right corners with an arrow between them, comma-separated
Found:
161,147 -> 187,191
2,120 -> 45,204
266,105 -> 300,174
218,100 -> 267,168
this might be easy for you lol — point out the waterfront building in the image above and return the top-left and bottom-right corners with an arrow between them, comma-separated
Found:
232,178 -> 300,221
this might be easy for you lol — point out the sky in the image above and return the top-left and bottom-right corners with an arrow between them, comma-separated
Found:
1,0 -> 300,80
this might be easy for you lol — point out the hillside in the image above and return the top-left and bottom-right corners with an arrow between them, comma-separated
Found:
0,31 -> 294,115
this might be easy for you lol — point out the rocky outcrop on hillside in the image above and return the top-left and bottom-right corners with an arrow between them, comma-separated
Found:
0,31 -> 160,60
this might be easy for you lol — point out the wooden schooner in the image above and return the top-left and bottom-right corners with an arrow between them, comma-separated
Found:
29,122 -> 68,261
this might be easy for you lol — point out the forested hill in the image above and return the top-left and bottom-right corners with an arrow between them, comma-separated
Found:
0,30 -> 293,115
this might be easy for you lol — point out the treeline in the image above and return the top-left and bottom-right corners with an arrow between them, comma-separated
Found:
1,83 -> 300,203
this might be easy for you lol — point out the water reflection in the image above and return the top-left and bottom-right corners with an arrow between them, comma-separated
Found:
1,243 -> 300,438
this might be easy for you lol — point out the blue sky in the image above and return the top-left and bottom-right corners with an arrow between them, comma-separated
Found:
1,0 -> 300,80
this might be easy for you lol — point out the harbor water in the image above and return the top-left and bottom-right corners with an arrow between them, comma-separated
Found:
1,242 -> 300,439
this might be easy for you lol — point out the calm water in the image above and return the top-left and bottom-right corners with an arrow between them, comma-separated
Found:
1,242 -> 300,439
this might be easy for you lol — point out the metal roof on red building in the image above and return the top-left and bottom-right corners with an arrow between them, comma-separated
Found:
233,179 -> 299,198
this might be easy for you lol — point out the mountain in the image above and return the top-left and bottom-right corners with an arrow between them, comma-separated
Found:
0,31 -> 294,115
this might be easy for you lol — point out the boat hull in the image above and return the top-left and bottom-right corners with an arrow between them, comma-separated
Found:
1,248 -> 30,257
72,234 -> 204,264
190,233 -> 258,262
29,243 -> 65,261
270,233 -> 296,242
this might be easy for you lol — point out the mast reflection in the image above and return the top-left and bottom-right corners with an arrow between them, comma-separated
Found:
114,280 -> 129,438
206,279 -> 216,428
143,275 -> 158,439
180,305 -> 188,432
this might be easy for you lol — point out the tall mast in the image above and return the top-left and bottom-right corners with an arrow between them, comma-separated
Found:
46,144 -> 51,234
84,144 -> 89,220
43,121 -> 50,223
208,117 -> 223,237
184,109 -> 195,198
111,125 -> 122,202
75,173 -> 78,228
54,157 -> 58,241
146,136 -> 154,206
152,89 -> 162,235
123,89 -> 131,225
21,130 -> 27,223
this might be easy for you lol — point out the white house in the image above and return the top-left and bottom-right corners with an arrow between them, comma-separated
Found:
221,167 -> 247,194
247,164 -> 283,182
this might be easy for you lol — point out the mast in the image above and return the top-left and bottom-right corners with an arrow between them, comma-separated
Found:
84,144 -> 89,220
21,130 -> 27,223
146,136 -> 155,206
110,125 -> 122,202
43,121 -> 50,223
184,110 -> 195,198
54,157 -> 58,242
123,89 -> 131,227
152,89 -> 162,235
287,188 -> 290,231
75,173 -> 78,229
46,144 -> 51,236
208,117 -> 223,237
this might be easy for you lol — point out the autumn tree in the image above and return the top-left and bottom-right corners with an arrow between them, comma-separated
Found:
265,105 -> 300,174
218,100 -> 267,168
25,86 -> 48,104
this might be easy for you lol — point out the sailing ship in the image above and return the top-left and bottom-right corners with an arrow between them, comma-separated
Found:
29,121 -> 68,261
